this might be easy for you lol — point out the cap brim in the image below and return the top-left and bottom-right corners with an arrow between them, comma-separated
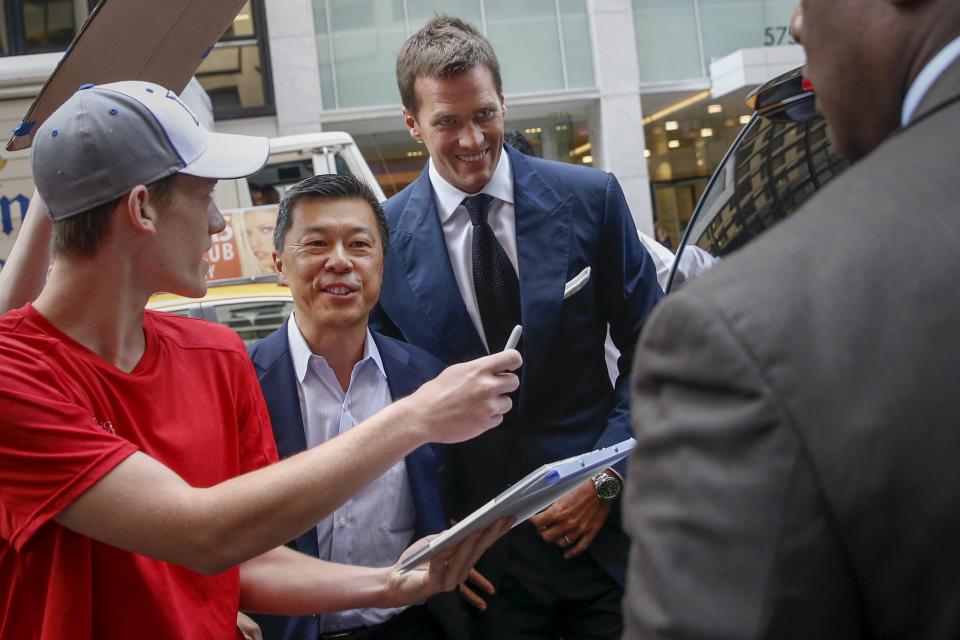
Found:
179,131 -> 270,180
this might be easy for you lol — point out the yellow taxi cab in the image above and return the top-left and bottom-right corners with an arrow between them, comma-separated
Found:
147,276 -> 292,344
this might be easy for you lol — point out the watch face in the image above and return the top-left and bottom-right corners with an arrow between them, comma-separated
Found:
596,474 -> 621,500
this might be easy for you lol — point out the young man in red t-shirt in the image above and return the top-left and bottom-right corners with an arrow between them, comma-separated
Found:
0,81 -> 521,640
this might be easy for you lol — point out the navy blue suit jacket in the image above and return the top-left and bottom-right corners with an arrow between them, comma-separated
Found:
246,322 -> 467,640
373,145 -> 663,585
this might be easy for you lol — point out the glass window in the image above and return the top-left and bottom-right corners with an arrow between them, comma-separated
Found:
313,0 -> 593,109
213,300 -> 294,344
158,306 -> 197,319
196,1 -> 274,119
670,112 -> 849,290
1,0 -> 91,56
326,0 -> 407,109
242,149 -> 355,204
355,112 -> 589,197
759,0 -> 797,45
22,0 -> 73,52
313,0 -> 338,110
334,151 -> 353,177
697,0 -> 798,70
644,89 -> 755,247
559,0 -> 594,89
407,0 -> 481,26
632,0 -> 702,83
634,0 -> 800,84
354,129 -> 427,198
246,160 -> 314,204
698,0 -> 764,68
485,0 -> 564,93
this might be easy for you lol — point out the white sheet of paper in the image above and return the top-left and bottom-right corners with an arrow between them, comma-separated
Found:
398,437 -> 636,573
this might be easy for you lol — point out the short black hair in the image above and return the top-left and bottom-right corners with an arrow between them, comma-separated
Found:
273,174 -> 388,255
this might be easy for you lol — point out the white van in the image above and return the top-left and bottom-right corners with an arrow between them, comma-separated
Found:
214,132 -> 385,210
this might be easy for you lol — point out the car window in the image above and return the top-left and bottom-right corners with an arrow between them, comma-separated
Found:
210,300 -> 294,344
669,110 -> 848,291
163,308 -> 194,318
245,160 -> 315,204
150,305 -> 201,319
334,151 -> 353,176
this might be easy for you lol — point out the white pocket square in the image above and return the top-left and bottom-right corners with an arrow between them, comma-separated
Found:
563,266 -> 591,300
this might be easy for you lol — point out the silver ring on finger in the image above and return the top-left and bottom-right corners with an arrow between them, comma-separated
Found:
561,535 -> 572,546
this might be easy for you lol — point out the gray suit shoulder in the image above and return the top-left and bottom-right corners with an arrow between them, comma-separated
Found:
629,96 -> 960,637
675,98 -> 960,354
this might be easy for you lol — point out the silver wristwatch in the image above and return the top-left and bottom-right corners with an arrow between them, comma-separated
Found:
592,470 -> 622,502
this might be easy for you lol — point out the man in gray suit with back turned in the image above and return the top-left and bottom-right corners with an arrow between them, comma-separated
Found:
624,0 -> 960,637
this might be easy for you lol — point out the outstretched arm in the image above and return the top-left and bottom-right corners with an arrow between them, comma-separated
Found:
238,517 -> 512,615
0,190 -> 52,313
53,350 -> 522,576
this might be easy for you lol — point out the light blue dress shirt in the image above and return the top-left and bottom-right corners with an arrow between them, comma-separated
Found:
287,314 -> 416,631
901,34 -> 960,126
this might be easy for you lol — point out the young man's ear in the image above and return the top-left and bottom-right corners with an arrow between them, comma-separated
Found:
125,185 -> 157,235
402,107 -> 422,142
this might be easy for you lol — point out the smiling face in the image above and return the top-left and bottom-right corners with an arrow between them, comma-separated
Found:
403,65 -> 505,194
276,196 -> 384,335
243,208 -> 277,274
150,174 -> 224,298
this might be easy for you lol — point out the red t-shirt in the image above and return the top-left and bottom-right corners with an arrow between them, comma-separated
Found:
0,305 -> 279,640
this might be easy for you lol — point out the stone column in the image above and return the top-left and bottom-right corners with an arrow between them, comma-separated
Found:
264,0 -> 325,135
585,0 -> 653,235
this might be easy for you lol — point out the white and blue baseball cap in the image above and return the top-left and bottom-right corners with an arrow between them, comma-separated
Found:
31,80 -> 269,220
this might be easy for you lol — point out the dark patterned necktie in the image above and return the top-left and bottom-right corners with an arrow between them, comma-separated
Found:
463,194 -> 521,353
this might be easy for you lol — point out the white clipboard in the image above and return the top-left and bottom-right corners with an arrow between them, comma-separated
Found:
399,437 -> 636,573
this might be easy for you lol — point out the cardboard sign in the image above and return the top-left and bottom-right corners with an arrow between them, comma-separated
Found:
6,0 -> 246,151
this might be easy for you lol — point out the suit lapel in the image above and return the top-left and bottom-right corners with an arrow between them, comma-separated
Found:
250,322 -> 318,557
252,323 -> 308,459
375,333 -> 446,536
392,167 -> 487,361
508,146 -> 573,404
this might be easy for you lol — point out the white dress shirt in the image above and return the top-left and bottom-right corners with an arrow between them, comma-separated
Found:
429,148 -> 518,351
902,34 -> 960,126
287,313 -> 415,631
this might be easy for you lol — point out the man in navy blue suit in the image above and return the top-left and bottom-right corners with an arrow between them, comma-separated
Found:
374,16 -> 663,639
249,175 -> 472,640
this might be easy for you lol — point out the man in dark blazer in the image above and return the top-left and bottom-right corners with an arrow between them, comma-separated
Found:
624,0 -> 960,637
248,175 -> 471,640
374,16 -> 662,639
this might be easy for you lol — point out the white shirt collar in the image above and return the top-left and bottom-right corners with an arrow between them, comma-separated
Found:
902,34 -> 960,127
287,310 -> 386,383
428,146 -> 514,224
